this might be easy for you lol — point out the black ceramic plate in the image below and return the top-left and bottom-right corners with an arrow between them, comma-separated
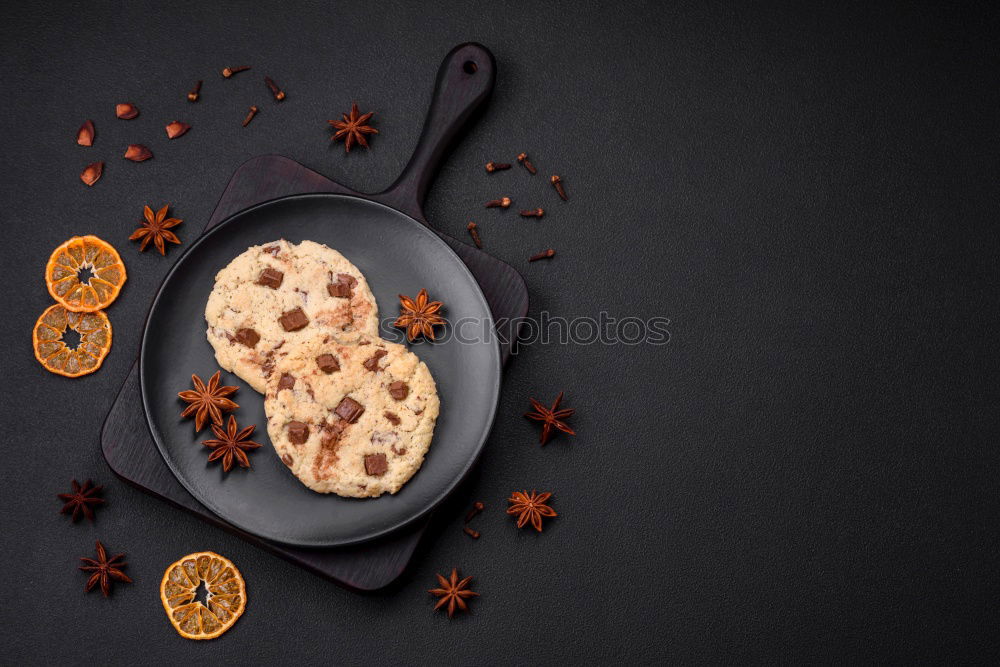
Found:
140,194 -> 501,547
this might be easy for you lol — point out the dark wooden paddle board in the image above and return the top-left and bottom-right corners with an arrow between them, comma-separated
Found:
100,43 -> 527,590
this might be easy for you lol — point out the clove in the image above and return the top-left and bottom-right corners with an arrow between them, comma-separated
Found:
528,249 -> 556,262
264,76 -> 286,101
187,80 -> 202,102
463,526 -> 481,539
485,161 -> 511,173
466,222 -> 482,248
242,105 -> 259,127
551,174 -> 568,201
517,152 -> 537,174
222,65 -> 251,78
485,197 -> 512,208
519,208 -> 544,218
465,501 -> 485,522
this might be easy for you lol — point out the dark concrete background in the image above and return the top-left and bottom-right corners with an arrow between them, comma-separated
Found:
2,1 -> 998,663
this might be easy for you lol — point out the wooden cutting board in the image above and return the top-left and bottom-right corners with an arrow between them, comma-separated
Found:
100,43 -> 528,590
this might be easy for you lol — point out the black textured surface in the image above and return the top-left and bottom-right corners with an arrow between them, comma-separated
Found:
2,1 -> 998,663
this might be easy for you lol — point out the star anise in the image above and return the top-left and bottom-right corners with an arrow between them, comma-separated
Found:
524,391 -> 575,445
203,415 -> 262,472
57,479 -> 105,522
506,490 -> 557,532
328,102 -> 378,152
394,288 -> 445,341
129,204 -> 182,255
178,370 -> 239,432
428,568 -> 479,618
79,540 -> 132,597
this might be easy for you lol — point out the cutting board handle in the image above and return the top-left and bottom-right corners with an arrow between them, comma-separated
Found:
374,43 -> 496,221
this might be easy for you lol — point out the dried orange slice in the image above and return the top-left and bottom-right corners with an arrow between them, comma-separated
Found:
160,551 -> 246,640
45,235 -> 126,312
32,304 -> 112,377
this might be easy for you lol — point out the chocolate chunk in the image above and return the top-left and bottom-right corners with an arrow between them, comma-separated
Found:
256,267 -> 284,289
327,272 -> 358,298
391,444 -> 407,456
363,349 -> 388,372
277,373 -> 295,391
287,421 -> 309,444
327,281 -> 351,298
334,396 -> 365,423
263,245 -> 281,256
316,353 -> 339,374
384,411 -> 400,426
364,453 -> 388,477
388,381 -> 409,400
281,453 -> 293,466
235,328 -> 259,348
279,307 -> 309,331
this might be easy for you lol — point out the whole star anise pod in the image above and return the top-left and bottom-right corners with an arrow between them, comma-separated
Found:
129,204 -> 182,255
57,479 -> 105,522
428,568 -> 479,618
394,288 -> 445,342
506,490 -> 557,532
203,415 -> 262,472
178,371 -> 239,432
524,391 -> 575,445
79,540 -> 132,597
328,102 -> 378,152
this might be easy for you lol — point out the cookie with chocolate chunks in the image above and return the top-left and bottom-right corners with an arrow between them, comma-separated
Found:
263,335 -> 439,498
205,239 -> 379,393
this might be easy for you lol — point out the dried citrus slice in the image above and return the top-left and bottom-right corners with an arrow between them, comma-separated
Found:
32,304 -> 112,377
160,551 -> 246,640
45,235 -> 127,312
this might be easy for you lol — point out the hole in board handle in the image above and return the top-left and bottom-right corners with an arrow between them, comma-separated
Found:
463,60 -> 478,74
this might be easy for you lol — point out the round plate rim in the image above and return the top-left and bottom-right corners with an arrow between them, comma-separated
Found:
138,192 -> 501,547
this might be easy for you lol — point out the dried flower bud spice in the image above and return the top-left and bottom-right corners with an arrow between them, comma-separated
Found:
528,248 -> 555,262
520,208 -> 544,218
76,120 -> 95,147
115,103 -> 139,119
123,144 -> 153,162
465,501 -> 484,523
463,526 -> 480,539
466,222 -> 482,249
517,152 -> 537,174
165,121 -> 190,139
264,76 -> 286,101
187,80 -> 202,102
485,161 -> 511,173
485,197 -> 511,208
222,65 -> 251,78
242,105 -> 259,127
80,161 -> 103,186
551,174 -> 568,201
